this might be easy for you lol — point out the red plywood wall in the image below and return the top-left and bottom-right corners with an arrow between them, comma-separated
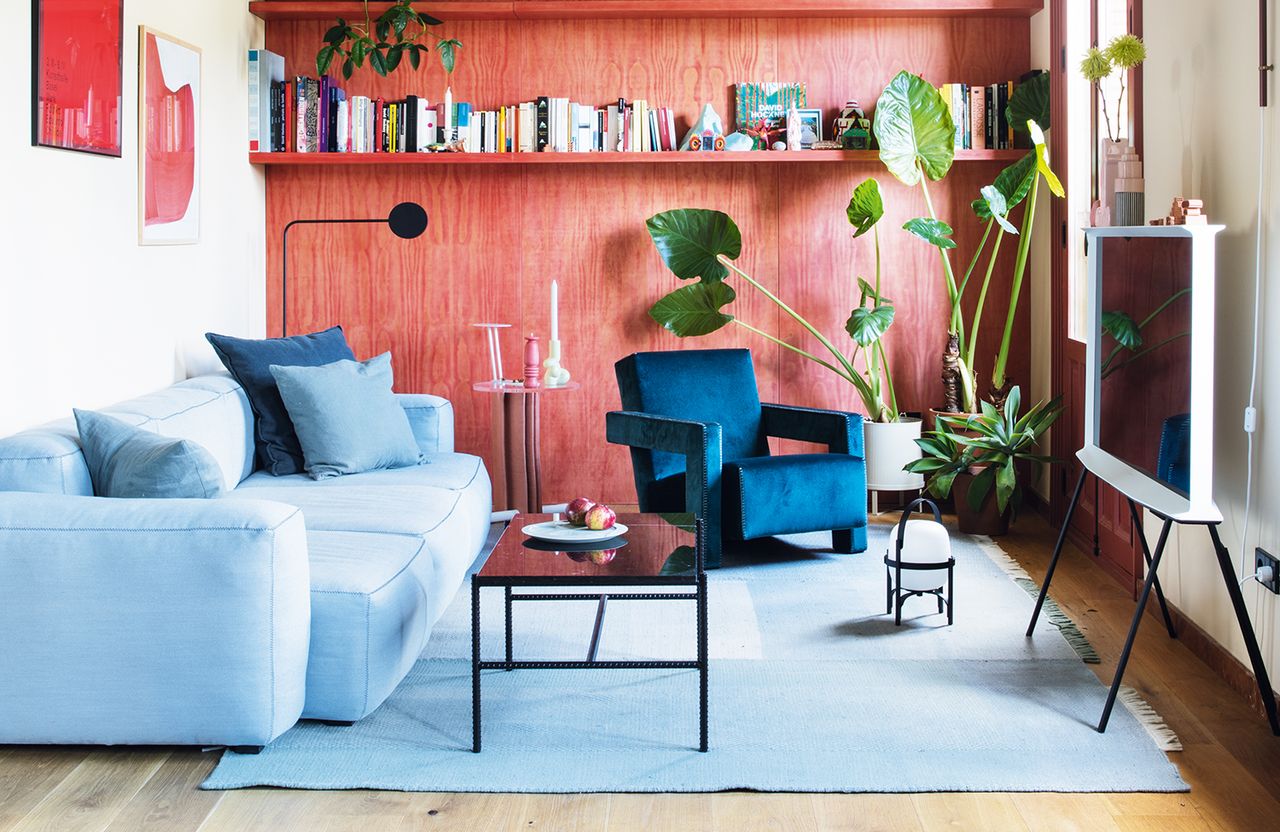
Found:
264,15 -> 1033,506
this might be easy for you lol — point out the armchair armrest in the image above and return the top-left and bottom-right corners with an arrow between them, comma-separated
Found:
761,403 -> 864,459
605,410 -> 723,524
397,393 -> 454,454
0,493 -> 310,747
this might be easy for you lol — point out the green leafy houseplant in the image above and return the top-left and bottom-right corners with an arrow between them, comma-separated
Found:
872,70 -> 1063,413
644,178 -> 901,423
316,1 -> 461,80
905,387 -> 1062,529
1080,34 -> 1147,142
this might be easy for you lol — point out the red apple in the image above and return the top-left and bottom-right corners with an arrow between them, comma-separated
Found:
584,503 -> 616,531
565,497 -> 596,526
588,549 -> 617,565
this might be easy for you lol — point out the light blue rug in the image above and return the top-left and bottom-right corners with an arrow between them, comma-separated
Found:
204,527 -> 1187,793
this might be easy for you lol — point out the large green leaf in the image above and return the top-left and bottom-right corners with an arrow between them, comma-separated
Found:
845,305 -> 895,347
646,209 -> 742,283
648,281 -> 736,337
436,38 -> 462,75
846,178 -> 885,238
972,152 -> 1037,219
857,277 -> 891,305
903,217 -> 957,250
1008,71 -> 1050,133
873,71 -> 956,187
1102,310 -> 1142,349
979,185 -> 1018,234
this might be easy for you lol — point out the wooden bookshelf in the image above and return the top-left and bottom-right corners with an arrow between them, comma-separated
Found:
249,148 -> 1027,166
248,1 -> 1044,22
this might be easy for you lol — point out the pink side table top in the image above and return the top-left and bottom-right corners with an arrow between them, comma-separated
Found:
472,381 -> 582,395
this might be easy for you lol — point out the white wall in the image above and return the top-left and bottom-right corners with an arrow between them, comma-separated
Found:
0,1 -> 265,435
1140,0 -> 1280,684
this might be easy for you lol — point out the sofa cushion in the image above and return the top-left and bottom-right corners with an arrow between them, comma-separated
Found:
236,452 -> 484,493
74,409 -> 225,499
224,484 -> 461,538
270,353 -> 423,480
723,453 -> 867,540
302,530 -> 433,720
206,327 -> 355,477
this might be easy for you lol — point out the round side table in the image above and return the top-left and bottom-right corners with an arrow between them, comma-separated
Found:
472,381 -> 581,514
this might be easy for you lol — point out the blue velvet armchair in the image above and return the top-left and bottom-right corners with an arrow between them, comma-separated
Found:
606,349 -> 868,568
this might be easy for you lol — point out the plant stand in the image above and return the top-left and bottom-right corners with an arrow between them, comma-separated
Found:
1030,468 -> 1280,736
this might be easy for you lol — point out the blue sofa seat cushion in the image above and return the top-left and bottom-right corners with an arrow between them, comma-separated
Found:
723,454 -> 867,540
74,409 -> 225,499
206,327 -> 356,477
236,452 -> 484,493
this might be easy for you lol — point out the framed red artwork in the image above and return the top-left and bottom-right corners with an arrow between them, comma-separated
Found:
138,26 -> 200,245
31,0 -> 124,156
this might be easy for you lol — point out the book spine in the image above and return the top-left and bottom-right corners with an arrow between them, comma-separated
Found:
536,96 -> 549,152
405,94 -> 418,153
248,51 -> 261,152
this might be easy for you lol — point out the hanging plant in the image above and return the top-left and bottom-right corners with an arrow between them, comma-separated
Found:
316,1 -> 462,80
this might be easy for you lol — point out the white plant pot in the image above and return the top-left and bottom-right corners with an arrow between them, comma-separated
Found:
864,417 -> 925,491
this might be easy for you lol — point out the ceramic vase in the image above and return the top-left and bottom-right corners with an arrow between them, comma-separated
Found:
864,417 -> 925,491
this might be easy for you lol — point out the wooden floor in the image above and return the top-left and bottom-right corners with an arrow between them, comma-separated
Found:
4,514 -> 1280,832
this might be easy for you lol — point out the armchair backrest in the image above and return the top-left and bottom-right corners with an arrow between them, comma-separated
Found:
615,349 -> 768,483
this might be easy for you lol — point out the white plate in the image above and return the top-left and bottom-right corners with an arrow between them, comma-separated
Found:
521,520 -> 629,544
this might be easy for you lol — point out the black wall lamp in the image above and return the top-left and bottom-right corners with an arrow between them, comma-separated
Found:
280,201 -> 429,337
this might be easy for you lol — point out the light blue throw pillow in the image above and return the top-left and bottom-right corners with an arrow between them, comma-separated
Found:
269,353 -> 424,480
74,409 -> 226,499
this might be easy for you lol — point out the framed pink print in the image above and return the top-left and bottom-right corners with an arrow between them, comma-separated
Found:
32,0 -> 124,156
138,27 -> 201,245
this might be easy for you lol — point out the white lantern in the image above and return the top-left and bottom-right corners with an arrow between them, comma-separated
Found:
884,498 -> 955,625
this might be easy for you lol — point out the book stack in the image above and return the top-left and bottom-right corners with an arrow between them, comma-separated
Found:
248,52 -> 681,154
937,72 -> 1040,151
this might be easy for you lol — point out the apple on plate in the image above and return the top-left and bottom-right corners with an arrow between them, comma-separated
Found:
565,497 -> 596,527
584,503 -> 616,531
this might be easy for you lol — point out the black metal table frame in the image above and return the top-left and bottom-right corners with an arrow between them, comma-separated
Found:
470,526 -> 708,753
1029,468 -> 1280,736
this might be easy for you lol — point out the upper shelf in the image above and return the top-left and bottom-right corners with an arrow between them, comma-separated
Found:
247,1 -> 1044,22
248,149 -> 1027,165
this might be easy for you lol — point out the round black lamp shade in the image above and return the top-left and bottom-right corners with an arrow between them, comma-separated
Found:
388,202 -> 429,239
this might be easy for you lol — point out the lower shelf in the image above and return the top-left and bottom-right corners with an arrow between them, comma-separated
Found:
248,149 -> 1027,166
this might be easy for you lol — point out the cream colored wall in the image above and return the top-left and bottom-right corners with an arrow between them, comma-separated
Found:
1140,0 -> 1280,683
0,2 -> 265,436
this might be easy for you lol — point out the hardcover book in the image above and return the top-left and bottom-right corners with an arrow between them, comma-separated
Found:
735,82 -> 806,131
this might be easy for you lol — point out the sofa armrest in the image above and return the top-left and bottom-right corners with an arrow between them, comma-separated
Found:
0,492 -> 310,747
397,393 -> 454,454
761,403 -> 865,458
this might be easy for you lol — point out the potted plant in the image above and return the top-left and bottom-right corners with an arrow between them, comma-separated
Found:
905,387 -> 1062,535
1081,35 -> 1147,225
316,1 -> 459,79
871,70 -> 1062,416
643,177 -> 923,486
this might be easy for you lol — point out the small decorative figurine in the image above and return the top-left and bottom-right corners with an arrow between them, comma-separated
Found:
1150,197 -> 1208,226
523,334 -> 541,389
680,103 -> 725,151
723,131 -> 754,151
834,100 -> 872,150
741,119 -> 782,151
542,280 -> 571,387
786,106 -> 802,151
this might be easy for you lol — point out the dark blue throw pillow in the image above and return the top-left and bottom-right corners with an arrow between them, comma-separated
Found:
206,327 -> 356,476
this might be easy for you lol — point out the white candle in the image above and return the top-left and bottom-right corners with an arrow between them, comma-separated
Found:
550,280 -> 559,342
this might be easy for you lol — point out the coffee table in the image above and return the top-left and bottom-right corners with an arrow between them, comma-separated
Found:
470,512 -> 707,753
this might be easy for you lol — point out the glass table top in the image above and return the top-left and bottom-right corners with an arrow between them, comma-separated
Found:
478,513 -> 700,581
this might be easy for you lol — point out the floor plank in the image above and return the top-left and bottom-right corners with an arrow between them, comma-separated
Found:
104,753 -> 221,832
9,751 -> 167,832
0,749 -> 89,832
913,793 -> 1029,831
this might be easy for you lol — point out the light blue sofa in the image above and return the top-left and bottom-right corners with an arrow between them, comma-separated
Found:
0,373 -> 491,750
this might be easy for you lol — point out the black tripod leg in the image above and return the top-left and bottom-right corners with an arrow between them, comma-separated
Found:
1208,524 -> 1280,736
1099,519 -> 1172,732
1028,467 -> 1088,637
1127,499 -> 1178,639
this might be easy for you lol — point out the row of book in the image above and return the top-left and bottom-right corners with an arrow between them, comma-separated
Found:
249,50 -> 682,154
938,73 -> 1041,151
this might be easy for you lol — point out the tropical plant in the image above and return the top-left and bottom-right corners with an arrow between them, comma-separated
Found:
644,177 -> 902,423
1080,34 -> 1147,142
872,70 -> 1063,413
1101,287 -> 1190,379
905,386 -> 1062,516
316,1 -> 460,80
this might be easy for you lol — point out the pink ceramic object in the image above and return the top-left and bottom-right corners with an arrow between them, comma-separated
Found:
523,334 -> 542,388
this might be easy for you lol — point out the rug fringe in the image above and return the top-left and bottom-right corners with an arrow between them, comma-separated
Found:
1118,686 -> 1184,751
971,536 -> 1100,664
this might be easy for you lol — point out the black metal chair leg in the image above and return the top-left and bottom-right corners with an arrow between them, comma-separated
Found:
1127,499 -> 1177,639
1028,467 -> 1088,636
1208,524 -> 1280,736
1099,519 -> 1172,732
